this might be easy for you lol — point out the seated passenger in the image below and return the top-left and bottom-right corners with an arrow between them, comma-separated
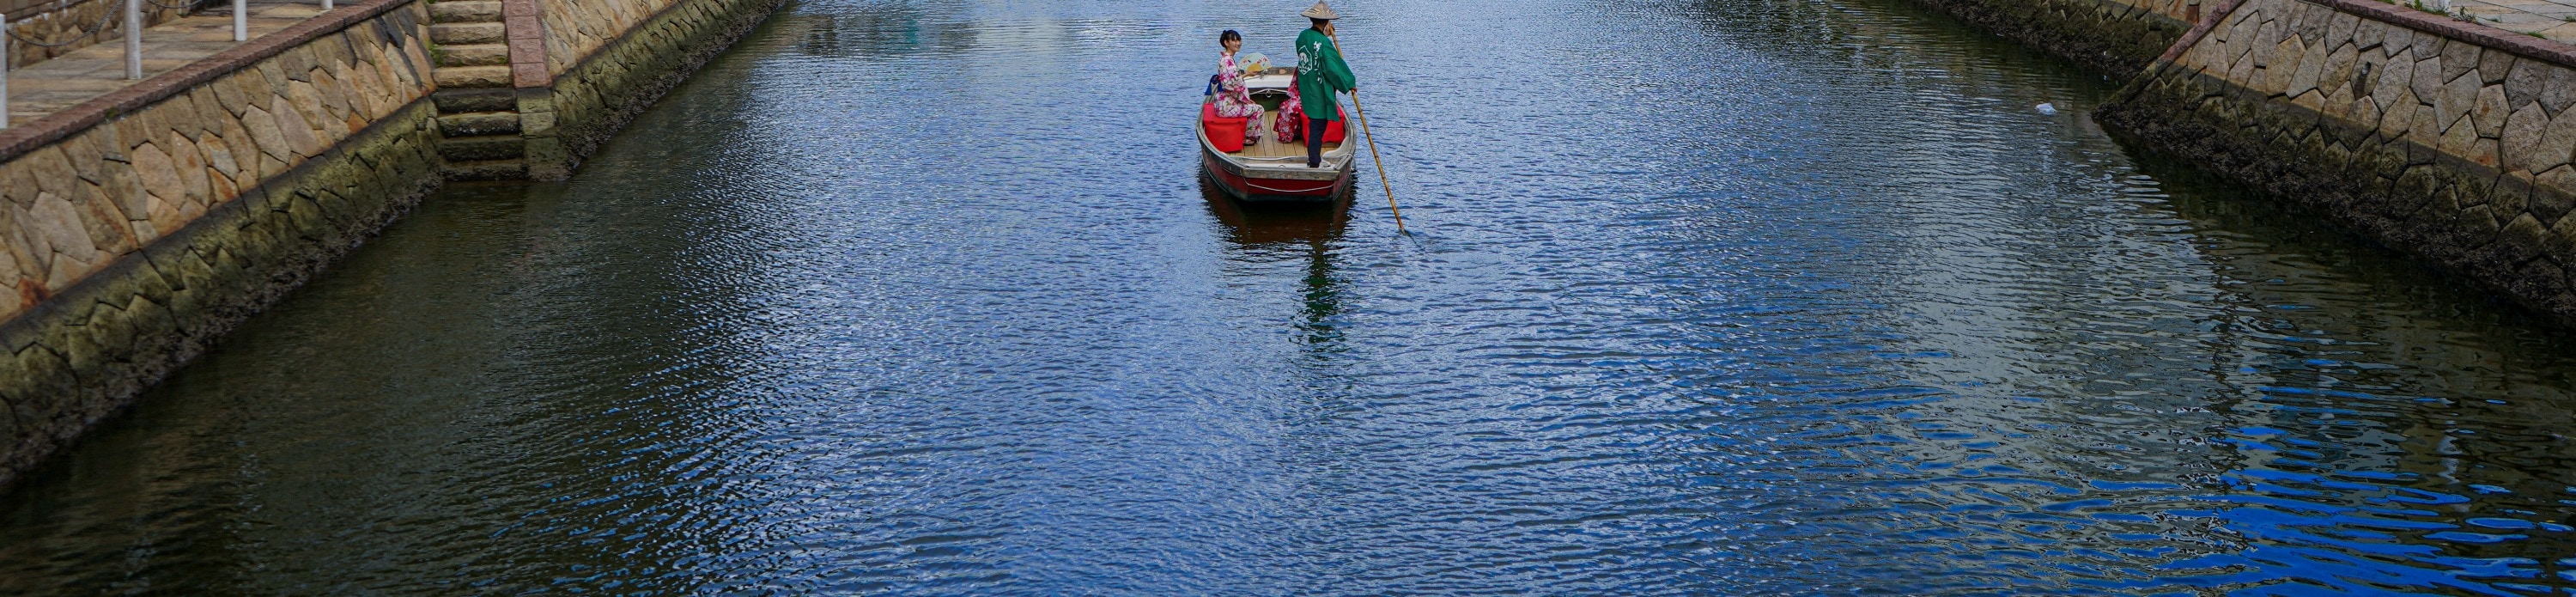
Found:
1212,29 -> 1265,145
1274,77 -> 1305,144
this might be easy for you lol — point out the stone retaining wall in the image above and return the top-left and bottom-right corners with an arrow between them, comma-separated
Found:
0,0 -> 438,490
1902,0 -> 2196,76
2099,0 -> 2576,325
518,0 -> 780,178
0,0 -> 780,490
532,0 -> 669,76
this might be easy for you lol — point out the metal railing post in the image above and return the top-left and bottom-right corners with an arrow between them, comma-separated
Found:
234,0 -> 247,41
322,0 -> 332,9
124,0 -> 142,79
3,15 -> 10,130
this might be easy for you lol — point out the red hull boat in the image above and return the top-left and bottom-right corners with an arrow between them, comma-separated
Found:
1197,70 -> 1356,203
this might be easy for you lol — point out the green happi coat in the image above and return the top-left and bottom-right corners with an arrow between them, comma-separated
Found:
1295,27 -> 1354,121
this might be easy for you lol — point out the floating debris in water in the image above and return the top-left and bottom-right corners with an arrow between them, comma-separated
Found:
2036,102 -> 2057,115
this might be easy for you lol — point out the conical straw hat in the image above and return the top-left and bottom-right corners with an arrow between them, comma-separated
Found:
1301,1 -> 1340,19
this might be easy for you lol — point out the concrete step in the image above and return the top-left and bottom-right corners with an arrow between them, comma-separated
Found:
429,22 -> 505,45
440,112 -> 522,137
428,1 -> 503,23
435,43 -> 509,67
433,88 -> 516,113
433,65 -> 513,88
445,158 -> 529,181
439,135 -> 526,161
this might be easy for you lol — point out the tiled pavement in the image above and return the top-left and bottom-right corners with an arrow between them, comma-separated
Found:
2449,0 -> 2576,40
3,1 -> 328,127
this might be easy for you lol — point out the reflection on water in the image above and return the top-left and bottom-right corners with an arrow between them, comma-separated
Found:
8,0 -> 2576,594
1201,175 -> 1352,353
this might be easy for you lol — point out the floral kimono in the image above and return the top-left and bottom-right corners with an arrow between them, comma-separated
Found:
1213,52 -> 1265,143
1273,77 -> 1306,143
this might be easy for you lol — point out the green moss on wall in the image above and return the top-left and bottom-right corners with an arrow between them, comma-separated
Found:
0,100 -> 445,490
1905,0 -> 2193,77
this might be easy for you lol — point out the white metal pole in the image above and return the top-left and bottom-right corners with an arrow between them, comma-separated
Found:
322,0 -> 332,9
234,0 -> 246,41
3,15 -> 11,130
124,0 -> 141,79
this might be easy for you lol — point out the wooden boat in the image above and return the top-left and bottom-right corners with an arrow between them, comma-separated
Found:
1198,68 -> 1356,202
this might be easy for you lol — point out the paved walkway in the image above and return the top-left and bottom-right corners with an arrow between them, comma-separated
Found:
4,0 -> 327,127
2451,0 -> 2576,40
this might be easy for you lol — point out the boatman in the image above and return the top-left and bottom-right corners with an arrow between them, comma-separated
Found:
1297,1 -> 1356,169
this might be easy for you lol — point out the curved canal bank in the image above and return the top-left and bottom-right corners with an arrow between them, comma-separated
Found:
8,0 -> 2576,594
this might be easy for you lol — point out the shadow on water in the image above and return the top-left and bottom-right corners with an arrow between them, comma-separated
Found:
1197,174 -> 1352,247
0,11 -> 810,593
1200,174 -> 1353,352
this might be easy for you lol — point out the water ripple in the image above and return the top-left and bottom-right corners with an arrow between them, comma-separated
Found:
7,0 -> 2576,594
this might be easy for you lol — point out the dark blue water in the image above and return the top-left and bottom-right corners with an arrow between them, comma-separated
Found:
8,0 -> 2576,594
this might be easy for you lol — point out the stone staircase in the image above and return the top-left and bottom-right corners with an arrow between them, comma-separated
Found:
427,0 -> 527,180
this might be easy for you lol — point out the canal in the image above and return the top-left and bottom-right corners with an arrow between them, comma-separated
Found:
10,0 -> 2576,594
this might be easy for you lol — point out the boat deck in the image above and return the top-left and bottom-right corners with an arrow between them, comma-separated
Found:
1227,112 -> 1343,159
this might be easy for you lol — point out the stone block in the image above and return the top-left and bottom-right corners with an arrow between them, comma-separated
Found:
2549,210 -> 2576,264
240,106 -> 290,163
2496,173 -> 2531,216
2545,66 -> 2576,116
128,143 -> 181,224
166,133 -> 210,204
210,71 -> 252,118
2324,46 -> 2361,101
26,193 -> 96,283
256,62 -> 294,97
2543,161 -> 2576,196
519,110 -> 556,136
2288,44 -> 2328,99
2503,213 -> 2550,262
2254,19 -> 2282,68
2503,102 -> 2553,173
2534,169 -> 2576,222
514,88 -> 556,113
61,133 -> 114,185
2475,84 -> 2510,139
2347,95 -> 2382,133
2506,58 -> 2547,110
2441,40 -> 2480,83
214,119 -> 253,181
269,96 -> 327,158
278,50 -> 316,84
109,111 -> 157,154
284,82 -> 335,143
2354,19 -> 2387,53
21,148 -> 81,200
2408,29 -> 2441,62
313,70 -> 353,121
2410,103 -> 2443,148
2294,88 -> 2327,112
185,89 -> 230,141
2385,26 -> 2415,60
74,182 -> 137,254
513,63 -> 550,88
2479,48 -> 2513,86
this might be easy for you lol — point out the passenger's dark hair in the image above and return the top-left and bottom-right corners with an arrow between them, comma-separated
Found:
1219,29 -> 1241,45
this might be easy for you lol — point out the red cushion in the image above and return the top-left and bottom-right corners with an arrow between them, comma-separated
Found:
1324,107 -> 1346,143
1202,103 -> 1248,152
